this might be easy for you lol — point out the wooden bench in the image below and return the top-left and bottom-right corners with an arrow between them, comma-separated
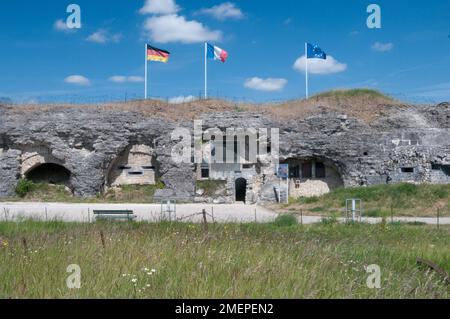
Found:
93,210 -> 136,221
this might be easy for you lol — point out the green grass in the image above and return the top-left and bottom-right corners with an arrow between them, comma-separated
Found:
4,180 -> 165,204
0,220 -> 448,299
289,183 -> 450,217
273,214 -> 298,227
311,88 -> 394,100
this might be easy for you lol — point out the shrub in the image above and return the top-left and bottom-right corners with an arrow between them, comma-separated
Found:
273,214 -> 298,227
15,179 -> 36,198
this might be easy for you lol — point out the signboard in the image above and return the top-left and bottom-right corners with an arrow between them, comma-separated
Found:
277,164 -> 289,179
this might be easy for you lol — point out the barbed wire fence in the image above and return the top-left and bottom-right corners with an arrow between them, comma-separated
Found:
1,91 -> 447,106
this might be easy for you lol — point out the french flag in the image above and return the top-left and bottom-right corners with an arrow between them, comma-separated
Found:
207,43 -> 228,63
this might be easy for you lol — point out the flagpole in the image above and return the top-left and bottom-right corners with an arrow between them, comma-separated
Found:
204,42 -> 208,99
305,42 -> 309,99
145,43 -> 148,100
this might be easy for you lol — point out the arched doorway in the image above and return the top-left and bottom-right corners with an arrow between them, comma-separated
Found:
235,178 -> 247,202
25,163 -> 71,185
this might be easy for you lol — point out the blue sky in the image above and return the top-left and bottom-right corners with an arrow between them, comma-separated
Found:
0,0 -> 449,104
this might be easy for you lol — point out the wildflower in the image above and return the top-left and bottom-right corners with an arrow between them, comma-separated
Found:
146,284 -> 151,287
151,269 -> 156,273
131,278 -> 138,283
1,240 -> 8,248
147,272 -> 152,276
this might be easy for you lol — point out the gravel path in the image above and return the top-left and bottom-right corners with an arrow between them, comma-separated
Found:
0,202 -> 449,225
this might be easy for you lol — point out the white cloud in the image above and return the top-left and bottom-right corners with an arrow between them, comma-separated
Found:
244,77 -> 287,92
168,95 -> 198,104
109,76 -> 144,83
127,76 -> 145,83
86,29 -> 122,44
140,0 -> 179,15
293,55 -> 347,75
64,75 -> 90,86
372,42 -> 394,52
143,14 -> 222,44
197,2 -> 244,21
53,19 -> 75,33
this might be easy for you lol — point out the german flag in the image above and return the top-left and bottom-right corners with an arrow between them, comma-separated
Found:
147,44 -> 170,63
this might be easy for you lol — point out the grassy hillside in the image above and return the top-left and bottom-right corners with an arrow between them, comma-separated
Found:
311,88 -> 394,100
0,220 -> 448,298
5,88 -> 405,123
283,183 -> 450,217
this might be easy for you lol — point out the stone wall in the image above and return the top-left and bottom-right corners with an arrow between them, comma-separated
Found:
0,103 -> 449,202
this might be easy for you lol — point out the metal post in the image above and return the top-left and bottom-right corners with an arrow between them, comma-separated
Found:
144,44 -> 148,99
305,42 -> 309,99
204,42 -> 208,99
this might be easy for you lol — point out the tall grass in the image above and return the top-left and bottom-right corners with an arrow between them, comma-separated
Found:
0,220 -> 448,299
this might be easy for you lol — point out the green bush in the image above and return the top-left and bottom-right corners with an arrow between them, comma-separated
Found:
15,179 -> 36,198
273,214 -> 298,227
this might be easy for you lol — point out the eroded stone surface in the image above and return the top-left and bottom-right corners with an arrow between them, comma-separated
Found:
0,103 -> 449,202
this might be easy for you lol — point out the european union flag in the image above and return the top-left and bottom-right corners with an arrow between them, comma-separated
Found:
307,43 -> 327,59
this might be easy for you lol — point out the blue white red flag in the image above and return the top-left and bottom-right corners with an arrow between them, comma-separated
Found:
207,43 -> 228,63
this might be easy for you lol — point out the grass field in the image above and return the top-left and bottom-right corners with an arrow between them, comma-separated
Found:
281,183 -> 450,217
0,220 -> 448,299
7,180 -> 165,204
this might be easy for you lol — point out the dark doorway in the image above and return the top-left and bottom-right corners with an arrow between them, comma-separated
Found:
26,163 -> 71,185
235,178 -> 247,202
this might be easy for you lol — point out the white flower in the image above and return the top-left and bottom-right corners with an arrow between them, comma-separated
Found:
147,272 -> 153,276
151,269 -> 156,273
131,278 -> 138,283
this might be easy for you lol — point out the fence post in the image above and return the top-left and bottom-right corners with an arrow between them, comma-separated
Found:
300,209 -> 303,226
202,209 -> 208,233
254,208 -> 257,223
437,207 -> 440,230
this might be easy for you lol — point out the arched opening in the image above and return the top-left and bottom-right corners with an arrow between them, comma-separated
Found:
235,178 -> 247,202
25,163 -> 71,186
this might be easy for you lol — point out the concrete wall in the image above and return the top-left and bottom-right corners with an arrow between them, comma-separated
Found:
286,160 -> 344,198
107,145 -> 156,186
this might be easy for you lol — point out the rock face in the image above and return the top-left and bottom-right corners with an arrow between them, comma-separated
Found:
1,103 -> 450,202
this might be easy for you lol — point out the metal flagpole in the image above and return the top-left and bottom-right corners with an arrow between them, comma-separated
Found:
204,42 -> 208,99
145,43 -> 148,99
305,42 -> 309,99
